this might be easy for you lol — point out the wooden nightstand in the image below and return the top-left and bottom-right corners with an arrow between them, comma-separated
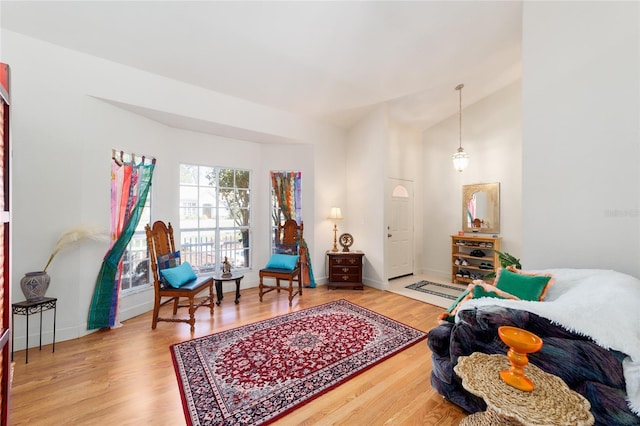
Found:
327,251 -> 364,290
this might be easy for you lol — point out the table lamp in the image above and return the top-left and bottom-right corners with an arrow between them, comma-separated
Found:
327,207 -> 343,252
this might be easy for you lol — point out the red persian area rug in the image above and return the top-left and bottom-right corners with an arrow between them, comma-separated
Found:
170,299 -> 427,425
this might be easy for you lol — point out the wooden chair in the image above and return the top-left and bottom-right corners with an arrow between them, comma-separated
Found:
259,219 -> 304,306
145,221 -> 214,332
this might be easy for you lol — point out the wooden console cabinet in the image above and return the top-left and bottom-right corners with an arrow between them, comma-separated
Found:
327,252 -> 364,290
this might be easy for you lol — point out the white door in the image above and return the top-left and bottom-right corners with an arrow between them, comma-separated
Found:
387,179 -> 414,279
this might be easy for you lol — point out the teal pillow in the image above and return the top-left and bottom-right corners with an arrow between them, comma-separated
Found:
494,268 -> 553,301
160,262 -> 197,288
265,254 -> 299,270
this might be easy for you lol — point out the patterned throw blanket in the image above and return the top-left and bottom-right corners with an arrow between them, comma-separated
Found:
428,269 -> 640,425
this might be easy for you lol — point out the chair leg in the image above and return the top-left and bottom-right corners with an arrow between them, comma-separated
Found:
259,275 -> 264,302
288,277 -> 294,306
152,294 -> 161,330
173,297 -> 179,315
188,296 -> 195,333
208,282 -> 214,315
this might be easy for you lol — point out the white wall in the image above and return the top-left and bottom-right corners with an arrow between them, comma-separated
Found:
344,106 -> 423,288
3,31 -> 346,349
422,81 -> 522,280
522,2 -> 640,276
346,105 -> 388,288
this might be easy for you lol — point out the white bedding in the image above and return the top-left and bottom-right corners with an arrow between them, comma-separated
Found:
457,268 -> 640,415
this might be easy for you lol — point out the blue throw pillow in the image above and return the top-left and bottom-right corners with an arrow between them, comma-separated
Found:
265,254 -> 299,270
160,262 -> 197,288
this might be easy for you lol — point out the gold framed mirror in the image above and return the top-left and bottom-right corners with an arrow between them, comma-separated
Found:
462,183 -> 500,234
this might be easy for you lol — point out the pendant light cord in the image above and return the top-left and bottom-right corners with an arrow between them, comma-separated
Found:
456,83 -> 464,150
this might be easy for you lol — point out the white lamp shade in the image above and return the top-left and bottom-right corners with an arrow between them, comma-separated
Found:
327,207 -> 343,221
452,148 -> 470,172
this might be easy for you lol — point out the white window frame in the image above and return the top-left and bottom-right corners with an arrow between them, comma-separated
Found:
179,164 -> 251,273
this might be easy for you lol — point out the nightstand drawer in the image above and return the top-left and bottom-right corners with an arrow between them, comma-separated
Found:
331,256 -> 359,263
330,264 -> 359,274
330,271 -> 360,282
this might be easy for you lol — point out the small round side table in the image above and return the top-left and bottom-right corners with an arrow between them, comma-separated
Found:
212,272 -> 243,305
454,352 -> 594,426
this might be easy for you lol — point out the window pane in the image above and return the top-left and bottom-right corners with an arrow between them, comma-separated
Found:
218,169 -> 234,189
180,227 -> 216,272
220,229 -> 240,266
237,230 -> 250,268
199,167 -> 216,186
199,187 -> 216,207
235,170 -> 250,189
180,208 -> 199,227
180,185 -> 198,201
199,208 -> 216,228
180,164 -> 198,185
135,205 -> 151,232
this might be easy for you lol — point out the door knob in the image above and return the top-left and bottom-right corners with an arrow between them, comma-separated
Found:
388,234 -> 392,238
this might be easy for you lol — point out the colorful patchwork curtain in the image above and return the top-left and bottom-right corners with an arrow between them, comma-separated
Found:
270,171 -> 315,288
87,152 -> 155,329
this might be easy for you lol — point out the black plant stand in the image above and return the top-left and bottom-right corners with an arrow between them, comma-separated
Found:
12,297 -> 57,364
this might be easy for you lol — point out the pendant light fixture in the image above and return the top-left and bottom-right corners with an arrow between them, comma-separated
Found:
452,83 -> 469,172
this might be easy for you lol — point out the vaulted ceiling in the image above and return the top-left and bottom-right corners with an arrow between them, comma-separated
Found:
1,1 -> 522,131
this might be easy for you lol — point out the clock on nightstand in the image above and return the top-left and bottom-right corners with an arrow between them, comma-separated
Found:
338,233 -> 353,252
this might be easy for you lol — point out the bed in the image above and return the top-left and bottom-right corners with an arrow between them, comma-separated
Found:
427,269 -> 640,425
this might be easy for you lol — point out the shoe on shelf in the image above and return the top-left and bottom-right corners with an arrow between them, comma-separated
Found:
461,259 -> 470,266
470,249 -> 486,257
455,258 -> 461,265
462,270 -> 470,278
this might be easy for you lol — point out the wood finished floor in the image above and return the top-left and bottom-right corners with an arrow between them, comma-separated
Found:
9,286 -> 466,425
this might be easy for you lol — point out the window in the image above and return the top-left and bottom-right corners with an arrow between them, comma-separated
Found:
179,164 -> 251,273
269,171 -> 302,252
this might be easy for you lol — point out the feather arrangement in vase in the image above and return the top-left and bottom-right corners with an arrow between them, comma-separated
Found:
21,224 -> 109,302
43,224 -> 109,272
